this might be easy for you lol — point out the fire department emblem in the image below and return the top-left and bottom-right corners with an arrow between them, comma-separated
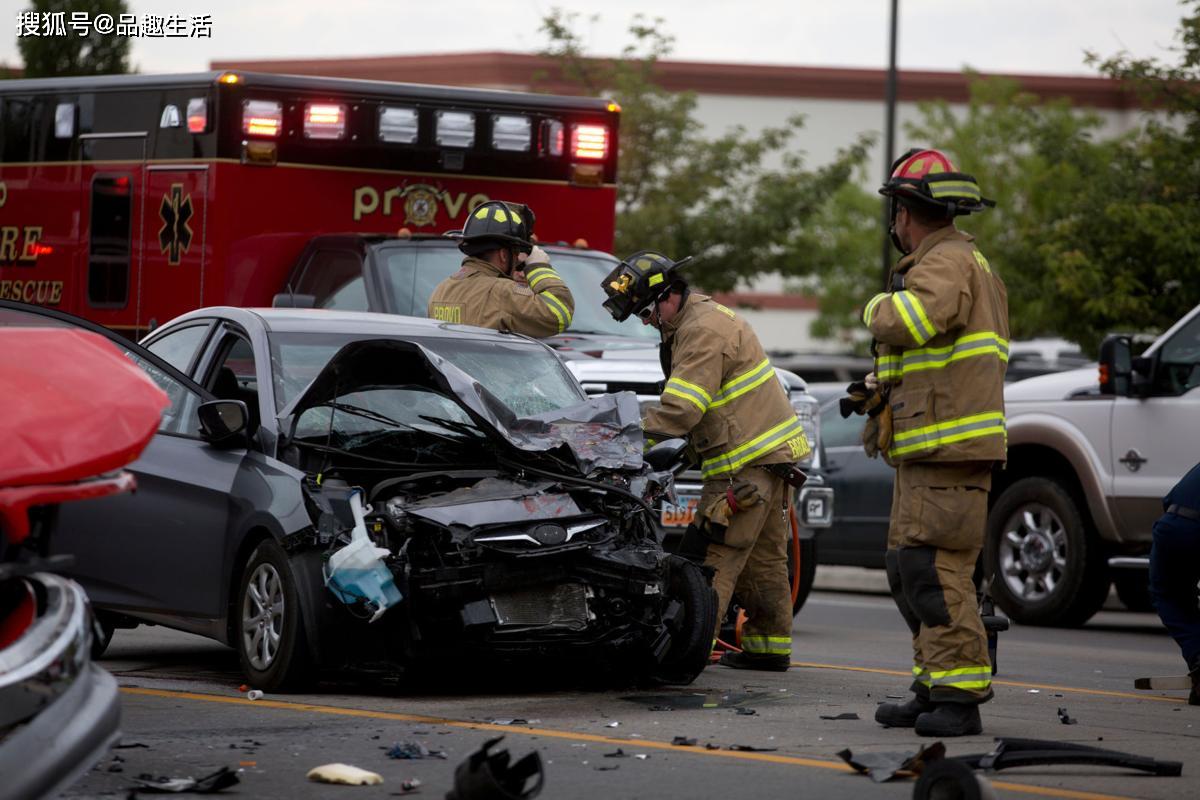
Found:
402,184 -> 440,227
158,184 -> 194,265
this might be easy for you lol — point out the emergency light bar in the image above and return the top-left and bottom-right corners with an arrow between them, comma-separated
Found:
543,120 -> 565,157
571,124 -> 608,160
304,103 -> 347,140
492,114 -> 531,152
243,99 -> 283,138
379,106 -> 418,144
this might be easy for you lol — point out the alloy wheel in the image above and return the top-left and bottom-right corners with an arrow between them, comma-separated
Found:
998,503 -> 1068,603
242,563 -> 285,671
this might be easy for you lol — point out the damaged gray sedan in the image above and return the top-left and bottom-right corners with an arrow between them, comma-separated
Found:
46,307 -> 716,691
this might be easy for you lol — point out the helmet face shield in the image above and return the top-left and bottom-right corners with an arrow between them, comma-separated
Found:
600,251 -> 691,322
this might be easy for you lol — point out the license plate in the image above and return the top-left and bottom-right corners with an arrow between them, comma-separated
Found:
660,494 -> 700,528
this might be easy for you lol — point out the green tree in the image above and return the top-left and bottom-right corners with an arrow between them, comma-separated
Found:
18,0 -> 131,78
538,10 -> 874,293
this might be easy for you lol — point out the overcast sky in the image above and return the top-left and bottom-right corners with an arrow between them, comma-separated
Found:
0,0 -> 1189,77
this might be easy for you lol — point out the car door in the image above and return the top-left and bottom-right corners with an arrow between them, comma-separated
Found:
818,399 -> 894,568
0,301 -> 244,622
1110,307 -> 1200,537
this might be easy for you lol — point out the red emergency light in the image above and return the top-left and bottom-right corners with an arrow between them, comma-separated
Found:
571,124 -> 608,160
304,103 -> 347,140
243,100 -> 283,138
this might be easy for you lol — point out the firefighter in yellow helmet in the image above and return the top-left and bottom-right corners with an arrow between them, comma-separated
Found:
602,252 -> 811,671
428,201 -> 574,337
856,148 -> 1009,737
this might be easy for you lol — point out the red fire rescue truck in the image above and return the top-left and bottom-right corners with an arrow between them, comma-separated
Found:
0,71 -> 619,335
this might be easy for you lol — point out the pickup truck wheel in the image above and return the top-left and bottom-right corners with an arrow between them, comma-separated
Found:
985,478 -> 1109,626
236,539 -> 312,691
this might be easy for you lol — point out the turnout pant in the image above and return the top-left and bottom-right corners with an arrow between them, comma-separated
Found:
683,467 -> 793,658
1149,510 -> 1200,671
886,460 -> 993,705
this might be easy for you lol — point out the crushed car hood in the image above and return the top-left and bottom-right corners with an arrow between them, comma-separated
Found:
278,338 -> 644,476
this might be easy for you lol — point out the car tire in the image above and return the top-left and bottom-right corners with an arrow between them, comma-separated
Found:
652,555 -> 718,685
787,506 -> 817,616
91,612 -> 115,660
1113,571 -> 1155,613
985,477 -> 1109,627
236,539 -> 312,691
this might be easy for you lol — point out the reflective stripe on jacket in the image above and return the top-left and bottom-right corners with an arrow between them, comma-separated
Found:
643,294 -> 810,480
863,227 -> 1009,463
427,256 -> 574,337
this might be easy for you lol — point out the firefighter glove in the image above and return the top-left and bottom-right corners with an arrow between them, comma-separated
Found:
702,478 -> 763,530
839,379 -> 886,419
520,245 -> 551,268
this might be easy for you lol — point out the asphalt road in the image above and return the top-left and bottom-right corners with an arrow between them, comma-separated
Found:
65,584 -> 1196,800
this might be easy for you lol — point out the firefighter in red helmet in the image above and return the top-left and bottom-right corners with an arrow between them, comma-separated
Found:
854,148 -> 1010,737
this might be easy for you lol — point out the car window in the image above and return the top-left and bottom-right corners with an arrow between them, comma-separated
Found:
144,322 -> 210,375
294,250 -> 368,311
403,246 -> 658,340
204,331 -> 262,437
126,351 -> 205,437
820,400 -> 865,448
269,332 -> 584,417
1156,311 -> 1200,395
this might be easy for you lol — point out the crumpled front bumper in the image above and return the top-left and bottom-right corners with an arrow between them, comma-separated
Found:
0,572 -> 122,800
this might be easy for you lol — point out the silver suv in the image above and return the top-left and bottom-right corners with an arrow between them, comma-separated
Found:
988,303 -> 1200,625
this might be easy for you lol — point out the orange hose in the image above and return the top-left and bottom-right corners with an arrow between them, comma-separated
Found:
789,502 -> 802,606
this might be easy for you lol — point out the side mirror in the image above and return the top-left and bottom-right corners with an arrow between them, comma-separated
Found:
1098,334 -> 1133,396
198,399 -> 249,445
272,292 -> 316,308
644,437 -> 689,472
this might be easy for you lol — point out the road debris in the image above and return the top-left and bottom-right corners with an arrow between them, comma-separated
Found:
246,690 -> 263,701
955,737 -> 1182,776
726,745 -> 778,753
1057,707 -> 1078,725
603,749 -> 628,758
446,737 -> 542,800
671,737 -> 697,746
837,742 -> 946,783
394,778 -> 422,794
819,712 -> 860,721
487,718 -> 531,726
735,707 -> 757,716
605,721 -> 620,728
306,764 -> 384,786
386,741 -> 447,760
593,765 -> 619,772
634,754 -> 650,760
114,741 -> 150,749
132,767 -> 241,793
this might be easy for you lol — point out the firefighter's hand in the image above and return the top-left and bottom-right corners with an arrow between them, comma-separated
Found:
864,372 -> 879,391
511,269 -> 528,285
518,246 -> 551,268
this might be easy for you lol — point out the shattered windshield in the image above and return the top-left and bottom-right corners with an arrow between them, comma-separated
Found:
269,332 -> 584,416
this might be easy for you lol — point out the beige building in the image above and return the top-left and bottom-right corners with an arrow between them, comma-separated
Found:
214,52 -> 1145,352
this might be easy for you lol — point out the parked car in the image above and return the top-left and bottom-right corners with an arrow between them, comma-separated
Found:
0,323 -> 168,800
990,304 -> 1200,625
3,301 -> 716,690
807,383 -> 892,569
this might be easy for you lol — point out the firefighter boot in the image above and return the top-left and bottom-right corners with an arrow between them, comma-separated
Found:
874,693 -> 935,728
914,703 -> 983,737
718,651 -> 790,672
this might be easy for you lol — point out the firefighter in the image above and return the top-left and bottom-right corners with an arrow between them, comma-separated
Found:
428,201 -> 574,337
861,148 -> 1009,737
601,251 -> 811,671
1149,461 -> 1200,706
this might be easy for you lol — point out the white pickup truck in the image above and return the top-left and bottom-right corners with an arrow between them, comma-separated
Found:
987,304 -> 1200,626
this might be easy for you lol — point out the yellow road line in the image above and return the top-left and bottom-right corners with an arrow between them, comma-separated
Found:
119,687 -> 1137,800
791,662 -> 1184,704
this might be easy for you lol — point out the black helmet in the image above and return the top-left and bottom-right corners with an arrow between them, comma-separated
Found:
456,201 -> 535,257
601,250 -> 692,322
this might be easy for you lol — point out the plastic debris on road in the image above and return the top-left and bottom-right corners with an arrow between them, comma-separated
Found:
671,737 -> 697,746
837,742 -> 947,783
819,712 -> 860,720
1057,707 -> 1078,725
306,763 -> 384,786
386,741 -> 447,760
132,766 -> 241,793
446,736 -> 542,800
